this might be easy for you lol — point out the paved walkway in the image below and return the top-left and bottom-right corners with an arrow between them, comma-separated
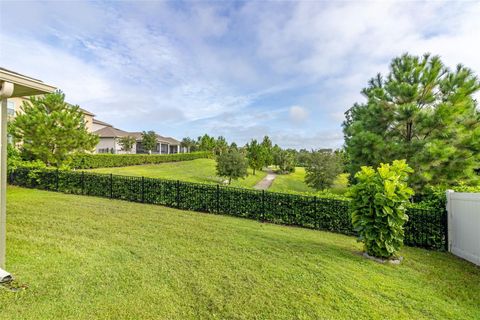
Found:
253,169 -> 277,190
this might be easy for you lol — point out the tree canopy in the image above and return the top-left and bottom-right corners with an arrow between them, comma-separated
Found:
118,136 -> 136,153
343,53 -> 480,190
216,150 -> 248,184
305,151 -> 343,190
9,91 -> 98,166
245,139 -> 266,175
141,131 -> 157,154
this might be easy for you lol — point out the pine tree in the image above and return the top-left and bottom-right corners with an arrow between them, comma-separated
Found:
10,91 -> 99,166
343,53 -> 480,190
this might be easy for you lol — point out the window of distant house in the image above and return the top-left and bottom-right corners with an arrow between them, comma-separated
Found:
7,101 -> 15,116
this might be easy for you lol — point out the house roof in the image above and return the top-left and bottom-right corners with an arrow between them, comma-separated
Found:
94,126 -> 131,138
93,118 -> 113,127
79,107 -> 95,116
128,132 -> 180,145
0,67 -> 56,97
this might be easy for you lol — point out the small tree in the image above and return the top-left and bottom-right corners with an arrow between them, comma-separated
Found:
216,151 -> 248,184
245,139 -> 265,175
10,91 -> 99,166
261,135 -> 273,166
350,160 -> 414,259
118,136 -> 136,153
141,131 -> 157,154
181,137 -> 197,153
305,151 -> 343,190
197,134 -> 216,152
213,136 -> 229,156
275,149 -> 295,174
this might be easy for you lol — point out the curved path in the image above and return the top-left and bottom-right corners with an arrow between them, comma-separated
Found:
253,169 -> 277,190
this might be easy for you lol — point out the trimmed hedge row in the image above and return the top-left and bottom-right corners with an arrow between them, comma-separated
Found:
70,151 -> 211,169
8,167 -> 447,250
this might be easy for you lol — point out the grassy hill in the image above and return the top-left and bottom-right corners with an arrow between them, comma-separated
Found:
89,158 -> 266,188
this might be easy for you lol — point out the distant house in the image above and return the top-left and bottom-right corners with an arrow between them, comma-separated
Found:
92,120 -> 183,154
5,91 -> 183,155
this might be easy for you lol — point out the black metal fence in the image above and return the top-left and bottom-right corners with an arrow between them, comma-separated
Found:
8,167 -> 448,250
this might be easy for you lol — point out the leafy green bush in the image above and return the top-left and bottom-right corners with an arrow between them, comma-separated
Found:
350,160 -> 414,259
70,151 -> 211,169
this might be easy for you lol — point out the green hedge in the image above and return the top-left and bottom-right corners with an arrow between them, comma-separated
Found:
70,151 -> 212,169
8,167 -> 447,250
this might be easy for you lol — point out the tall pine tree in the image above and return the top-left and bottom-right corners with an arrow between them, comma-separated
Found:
10,91 -> 99,166
343,53 -> 480,190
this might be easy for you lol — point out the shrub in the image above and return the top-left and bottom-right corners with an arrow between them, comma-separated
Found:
216,151 -> 248,184
305,151 -> 343,190
350,160 -> 414,259
69,151 -> 211,169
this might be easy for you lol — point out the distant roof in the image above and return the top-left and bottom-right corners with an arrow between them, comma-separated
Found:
127,132 -> 180,144
92,118 -> 113,127
79,107 -> 95,116
93,126 -> 130,138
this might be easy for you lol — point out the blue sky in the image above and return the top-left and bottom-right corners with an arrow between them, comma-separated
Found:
1,1 -> 479,149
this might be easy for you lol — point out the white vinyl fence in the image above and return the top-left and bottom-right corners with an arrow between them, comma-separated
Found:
447,191 -> 480,266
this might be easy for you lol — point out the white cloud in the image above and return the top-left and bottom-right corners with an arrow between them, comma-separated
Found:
289,106 -> 308,123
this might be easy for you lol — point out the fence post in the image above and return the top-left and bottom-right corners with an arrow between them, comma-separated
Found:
142,176 -> 145,203
81,171 -> 85,195
110,173 -> 113,199
446,190 -> 454,252
176,180 -> 180,208
261,190 -> 265,221
314,196 -> 317,229
55,169 -> 59,191
216,184 -> 220,214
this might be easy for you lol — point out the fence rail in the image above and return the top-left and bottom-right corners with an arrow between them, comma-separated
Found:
8,167 -> 447,250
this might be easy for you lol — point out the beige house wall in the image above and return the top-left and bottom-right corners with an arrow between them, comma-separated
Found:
96,137 -> 136,154
6,96 -> 94,131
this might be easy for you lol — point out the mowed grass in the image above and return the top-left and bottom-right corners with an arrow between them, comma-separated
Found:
270,167 -> 349,195
88,158 -> 266,188
269,167 -> 315,193
1,187 -> 479,319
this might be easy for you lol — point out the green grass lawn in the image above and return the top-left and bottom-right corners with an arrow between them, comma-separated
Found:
269,167 -> 315,193
1,187 -> 479,319
270,167 -> 349,195
88,158 -> 266,188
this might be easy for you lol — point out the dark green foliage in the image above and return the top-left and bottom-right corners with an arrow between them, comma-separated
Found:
246,139 -> 266,175
118,136 -> 136,153
69,151 -> 211,169
213,136 -> 229,156
180,137 -> 198,152
261,136 -> 273,166
274,149 -> 295,173
9,165 -> 446,251
343,53 -> 480,191
305,151 -> 343,190
216,151 -> 248,184
141,131 -> 157,154
9,91 -> 99,166
197,134 -> 216,152
350,160 -> 415,258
